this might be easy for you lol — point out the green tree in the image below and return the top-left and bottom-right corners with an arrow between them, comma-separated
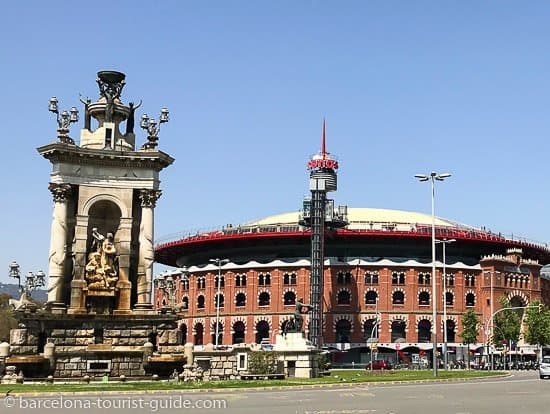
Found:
247,351 -> 280,375
461,310 -> 480,369
524,301 -> 550,359
493,297 -> 521,346
0,293 -> 17,342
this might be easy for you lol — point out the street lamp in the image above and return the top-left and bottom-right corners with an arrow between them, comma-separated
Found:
140,107 -> 170,150
209,258 -> 229,349
415,171 -> 452,377
49,96 -> 79,144
8,261 -> 46,300
436,238 -> 455,370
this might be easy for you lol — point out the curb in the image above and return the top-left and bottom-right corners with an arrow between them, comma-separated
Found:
3,373 -> 511,397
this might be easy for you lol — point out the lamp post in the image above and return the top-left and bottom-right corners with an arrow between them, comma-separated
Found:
415,172 -> 452,377
140,107 -> 170,150
209,258 -> 229,349
8,261 -> 46,296
48,96 -> 79,144
436,238 -> 455,370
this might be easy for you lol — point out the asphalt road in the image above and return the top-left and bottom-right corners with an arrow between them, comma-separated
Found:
3,371 -> 549,414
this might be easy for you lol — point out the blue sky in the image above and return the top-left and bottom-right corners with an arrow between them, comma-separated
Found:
2,1 -> 550,282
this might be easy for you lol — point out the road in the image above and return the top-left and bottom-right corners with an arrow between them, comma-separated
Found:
3,371 -> 549,413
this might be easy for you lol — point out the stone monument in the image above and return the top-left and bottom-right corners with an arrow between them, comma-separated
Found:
6,71 -> 183,378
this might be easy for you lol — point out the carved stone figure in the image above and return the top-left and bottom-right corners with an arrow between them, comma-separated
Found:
79,96 -> 92,130
85,229 -> 118,290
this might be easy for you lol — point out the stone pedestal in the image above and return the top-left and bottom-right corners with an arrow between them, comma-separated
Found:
274,333 -> 320,378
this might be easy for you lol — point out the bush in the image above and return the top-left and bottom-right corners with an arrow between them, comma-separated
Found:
247,351 -> 280,375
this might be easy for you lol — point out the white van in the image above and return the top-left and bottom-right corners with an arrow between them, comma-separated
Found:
540,356 -> 550,379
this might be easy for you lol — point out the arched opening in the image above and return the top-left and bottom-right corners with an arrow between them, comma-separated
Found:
181,296 -> 189,310
284,291 -> 296,305
335,319 -> 351,343
365,290 -> 378,305
194,323 -> 204,345
211,322 -> 223,345
337,290 -> 351,305
214,293 -> 224,308
87,200 -> 122,253
255,320 -> 270,344
235,292 -> 246,307
465,293 -> 475,307
391,320 -> 406,342
419,291 -> 430,306
364,319 -> 377,340
232,321 -> 245,344
445,292 -> 454,306
258,292 -> 270,307
177,324 -> 187,345
446,320 -> 456,342
509,295 -> 526,308
418,320 -> 431,343
197,295 -> 205,309
392,291 -> 404,305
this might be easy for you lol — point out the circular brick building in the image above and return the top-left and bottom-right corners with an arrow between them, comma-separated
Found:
154,208 -> 550,365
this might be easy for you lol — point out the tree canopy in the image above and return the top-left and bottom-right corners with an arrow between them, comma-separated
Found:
524,300 -> 550,347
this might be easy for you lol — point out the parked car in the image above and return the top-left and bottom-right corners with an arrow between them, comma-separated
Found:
366,360 -> 393,370
539,356 -> 550,379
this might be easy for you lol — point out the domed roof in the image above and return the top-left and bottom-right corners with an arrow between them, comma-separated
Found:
244,207 -> 467,231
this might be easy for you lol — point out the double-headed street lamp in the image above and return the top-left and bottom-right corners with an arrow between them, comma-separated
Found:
209,258 -> 229,349
48,97 -> 79,144
8,261 -> 46,303
415,172 -> 452,377
140,108 -> 170,150
436,238 -> 455,370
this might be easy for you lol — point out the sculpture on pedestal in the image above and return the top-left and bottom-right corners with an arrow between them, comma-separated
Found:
283,298 -> 312,335
85,228 -> 119,290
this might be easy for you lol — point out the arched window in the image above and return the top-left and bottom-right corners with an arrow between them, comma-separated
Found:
446,320 -> 456,342
335,319 -> 351,343
337,290 -> 351,305
211,322 -> 223,345
214,276 -> 225,288
259,292 -> 270,306
344,272 -> 352,284
177,324 -> 187,345
181,296 -> 189,310
290,273 -> 297,285
392,291 -> 404,305
392,272 -> 405,285
445,292 -> 454,306
365,272 -> 379,285
241,275 -> 247,286
465,293 -> 475,307
255,321 -> 270,344
233,321 -> 245,344
235,292 -> 246,307
197,295 -> 205,309
418,291 -> 430,306
365,290 -> 378,305
363,319 -> 377,340
391,320 -> 406,342
337,272 -> 345,285
194,323 -> 204,345
283,273 -> 290,285
214,293 -> 224,308
418,320 -> 431,343
284,291 -> 296,305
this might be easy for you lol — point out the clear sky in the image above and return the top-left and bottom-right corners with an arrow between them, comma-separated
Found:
2,1 -> 550,283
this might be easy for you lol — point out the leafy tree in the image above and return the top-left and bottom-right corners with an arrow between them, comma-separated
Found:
461,310 -> 480,369
524,301 -> 550,358
493,297 -> 521,346
0,293 -> 17,342
247,351 -> 280,375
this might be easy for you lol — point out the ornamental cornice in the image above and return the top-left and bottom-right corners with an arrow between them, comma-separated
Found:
37,143 -> 174,172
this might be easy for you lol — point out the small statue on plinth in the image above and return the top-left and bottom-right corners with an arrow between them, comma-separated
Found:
283,298 -> 312,335
85,228 -> 118,290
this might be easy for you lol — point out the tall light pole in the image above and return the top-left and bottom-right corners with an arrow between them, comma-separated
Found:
436,238 -> 455,370
209,258 -> 229,349
415,172 -> 452,377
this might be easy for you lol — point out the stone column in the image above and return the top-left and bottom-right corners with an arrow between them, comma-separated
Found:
135,189 -> 162,312
114,217 -> 133,315
46,183 -> 71,312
